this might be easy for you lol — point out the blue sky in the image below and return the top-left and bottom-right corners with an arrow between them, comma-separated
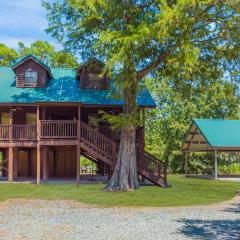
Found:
0,0 -> 61,50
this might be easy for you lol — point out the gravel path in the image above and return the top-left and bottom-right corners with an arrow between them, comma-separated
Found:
0,196 -> 239,240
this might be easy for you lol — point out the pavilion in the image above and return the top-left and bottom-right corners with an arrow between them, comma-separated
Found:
182,119 -> 240,179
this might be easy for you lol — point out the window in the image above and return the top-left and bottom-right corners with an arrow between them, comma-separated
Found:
1,113 -> 10,124
89,73 -> 101,81
25,71 -> 38,84
26,113 -> 37,125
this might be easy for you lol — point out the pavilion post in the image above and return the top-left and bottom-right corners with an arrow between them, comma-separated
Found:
184,151 -> 188,176
214,149 -> 218,180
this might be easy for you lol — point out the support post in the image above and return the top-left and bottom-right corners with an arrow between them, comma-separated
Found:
77,105 -> 81,139
8,147 -> 13,182
214,150 -> 218,180
36,144 -> 41,185
184,151 -> 188,176
42,147 -> 47,182
13,148 -> 18,181
9,107 -> 13,142
36,105 -> 41,185
76,145 -> 80,185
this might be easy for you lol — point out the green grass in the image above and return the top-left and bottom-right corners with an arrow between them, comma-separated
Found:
0,176 -> 239,207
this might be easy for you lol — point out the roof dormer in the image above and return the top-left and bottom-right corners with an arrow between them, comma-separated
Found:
77,58 -> 108,90
12,54 -> 52,88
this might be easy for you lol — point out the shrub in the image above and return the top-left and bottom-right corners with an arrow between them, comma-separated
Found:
218,163 -> 240,175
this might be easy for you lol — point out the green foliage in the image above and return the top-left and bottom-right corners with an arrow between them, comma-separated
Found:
53,51 -> 78,68
145,76 -> 239,173
0,43 -> 18,66
18,40 -> 78,67
43,0 -> 240,129
218,163 -> 240,175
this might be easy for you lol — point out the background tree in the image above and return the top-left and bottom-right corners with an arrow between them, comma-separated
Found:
145,75 -> 239,177
0,43 -> 18,66
18,40 -> 78,67
44,0 -> 240,191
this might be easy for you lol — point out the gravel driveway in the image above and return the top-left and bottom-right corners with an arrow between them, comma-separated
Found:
0,196 -> 239,240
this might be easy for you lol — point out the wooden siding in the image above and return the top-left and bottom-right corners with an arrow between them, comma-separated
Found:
14,58 -> 49,88
79,70 -> 108,89
48,147 -> 77,178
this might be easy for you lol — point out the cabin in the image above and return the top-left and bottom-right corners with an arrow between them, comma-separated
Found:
0,54 -> 165,186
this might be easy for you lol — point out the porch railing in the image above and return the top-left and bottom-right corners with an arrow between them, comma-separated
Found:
0,125 -> 10,140
13,125 -> 37,140
40,120 -> 78,138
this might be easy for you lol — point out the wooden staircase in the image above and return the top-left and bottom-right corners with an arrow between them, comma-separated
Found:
80,121 -> 166,187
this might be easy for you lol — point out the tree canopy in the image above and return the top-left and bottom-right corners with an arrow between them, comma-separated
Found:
0,43 -> 18,66
43,0 -> 240,190
18,40 -> 78,68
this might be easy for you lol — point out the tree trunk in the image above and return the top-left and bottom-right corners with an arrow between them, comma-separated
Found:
106,126 -> 139,191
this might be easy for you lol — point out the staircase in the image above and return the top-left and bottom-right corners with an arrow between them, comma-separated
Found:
80,121 -> 166,187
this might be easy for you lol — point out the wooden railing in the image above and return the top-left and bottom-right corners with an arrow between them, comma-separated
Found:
80,121 -> 117,159
0,125 -> 10,140
40,120 -> 78,138
138,150 -> 164,178
13,125 -> 37,140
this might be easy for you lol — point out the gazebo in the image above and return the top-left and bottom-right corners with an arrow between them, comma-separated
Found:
182,119 -> 240,179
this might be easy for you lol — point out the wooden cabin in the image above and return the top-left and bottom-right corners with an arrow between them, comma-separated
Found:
0,54 -> 165,186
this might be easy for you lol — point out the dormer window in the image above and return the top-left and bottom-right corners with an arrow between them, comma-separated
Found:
12,54 -> 52,88
77,58 -> 108,89
25,71 -> 38,84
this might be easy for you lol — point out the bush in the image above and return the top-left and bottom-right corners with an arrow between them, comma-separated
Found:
218,163 -> 240,175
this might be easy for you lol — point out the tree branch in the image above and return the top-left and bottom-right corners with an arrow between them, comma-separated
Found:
137,1 -> 216,80
137,41 -> 180,80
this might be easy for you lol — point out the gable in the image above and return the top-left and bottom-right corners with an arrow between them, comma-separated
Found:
182,119 -> 240,151
13,58 -> 50,88
77,58 -> 108,90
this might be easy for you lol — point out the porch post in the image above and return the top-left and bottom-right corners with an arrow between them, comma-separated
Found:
42,147 -> 47,182
77,105 -> 81,185
9,107 -> 13,142
36,105 -> 41,185
36,144 -> 41,185
76,146 -> 80,185
8,147 -> 13,182
214,149 -> 218,180
13,148 -> 18,181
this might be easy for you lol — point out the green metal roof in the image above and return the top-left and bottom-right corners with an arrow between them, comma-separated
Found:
193,119 -> 240,147
0,66 -> 156,107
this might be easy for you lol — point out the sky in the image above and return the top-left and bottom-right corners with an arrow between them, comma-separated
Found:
0,0 -> 61,50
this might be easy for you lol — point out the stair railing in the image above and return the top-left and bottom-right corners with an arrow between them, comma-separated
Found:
80,121 -> 117,160
138,149 -> 164,177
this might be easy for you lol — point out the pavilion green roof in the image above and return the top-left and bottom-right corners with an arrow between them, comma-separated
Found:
0,66 -> 156,107
193,119 -> 240,147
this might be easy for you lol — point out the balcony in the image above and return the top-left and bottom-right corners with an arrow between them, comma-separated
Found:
0,120 -> 78,141
40,120 -> 78,138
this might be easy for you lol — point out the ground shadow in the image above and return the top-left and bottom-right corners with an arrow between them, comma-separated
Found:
177,201 -> 240,239
178,219 -> 240,240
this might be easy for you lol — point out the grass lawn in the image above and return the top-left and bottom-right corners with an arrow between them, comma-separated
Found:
0,175 -> 239,207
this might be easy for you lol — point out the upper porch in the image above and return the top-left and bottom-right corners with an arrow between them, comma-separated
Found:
0,105 -> 145,145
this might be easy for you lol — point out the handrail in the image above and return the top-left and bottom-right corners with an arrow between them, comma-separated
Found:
137,149 -> 164,178
80,121 -> 117,159
13,124 -> 37,140
0,124 -> 10,140
40,120 -> 78,138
